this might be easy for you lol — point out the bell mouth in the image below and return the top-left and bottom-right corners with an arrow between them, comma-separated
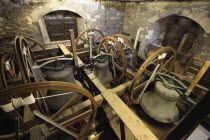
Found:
140,90 -> 179,123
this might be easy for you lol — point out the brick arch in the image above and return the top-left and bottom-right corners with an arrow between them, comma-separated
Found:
151,12 -> 208,33
141,12 -> 207,58
29,1 -> 89,43
30,2 -> 90,22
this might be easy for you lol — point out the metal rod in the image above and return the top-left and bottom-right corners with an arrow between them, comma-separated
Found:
88,35 -> 93,60
110,49 -> 116,79
38,91 -> 50,116
33,110 -> 79,138
136,64 -> 160,103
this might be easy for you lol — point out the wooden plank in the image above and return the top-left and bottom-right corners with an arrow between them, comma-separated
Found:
177,34 -> 188,52
61,81 -> 132,119
170,72 -> 208,91
134,28 -> 141,50
186,61 -> 210,96
69,30 -> 78,66
109,116 -> 136,140
101,89 -> 158,140
58,44 -> 71,57
186,72 -> 196,77
189,66 -> 199,71
62,48 -> 157,139
86,72 -> 107,91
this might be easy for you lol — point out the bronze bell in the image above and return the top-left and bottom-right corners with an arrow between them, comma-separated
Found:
43,59 -> 82,111
140,73 -> 186,123
46,67 -> 81,110
93,56 -> 113,85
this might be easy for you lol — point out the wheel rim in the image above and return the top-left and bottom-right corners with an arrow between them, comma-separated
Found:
98,36 -> 127,82
0,81 -> 97,138
75,29 -> 105,51
130,47 -> 176,102
113,34 -> 137,72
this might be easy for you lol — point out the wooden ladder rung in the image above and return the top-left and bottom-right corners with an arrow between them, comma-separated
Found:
193,57 -> 206,62
190,67 -> 200,71
186,72 -> 196,76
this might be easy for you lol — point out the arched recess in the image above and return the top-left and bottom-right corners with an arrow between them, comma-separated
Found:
145,15 -> 206,73
44,10 -> 83,42
30,2 -> 89,44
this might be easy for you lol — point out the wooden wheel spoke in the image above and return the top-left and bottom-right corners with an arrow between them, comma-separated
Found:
95,35 -> 102,42
114,63 -> 123,72
51,109 -> 93,132
51,94 -> 83,120
125,50 -> 132,54
113,34 -> 137,72
98,36 -> 127,82
31,42 -> 37,49
129,47 -> 176,102
0,81 -> 97,137
160,55 -> 174,71
23,36 -> 48,58
114,53 -> 121,57
79,38 -> 86,42
76,29 -> 104,53
133,80 -> 148,94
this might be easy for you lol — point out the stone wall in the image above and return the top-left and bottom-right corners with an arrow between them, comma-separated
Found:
122,2 -> 210,61
1,0 -> 210,61
0,0 -> 125,48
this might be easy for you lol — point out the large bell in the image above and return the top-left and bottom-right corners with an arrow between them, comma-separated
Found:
45,66 -> 82,110
93,59 -> 113,85
140,73 -> 186,123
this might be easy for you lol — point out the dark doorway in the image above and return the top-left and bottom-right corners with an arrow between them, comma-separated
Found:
44,11 -> 81,42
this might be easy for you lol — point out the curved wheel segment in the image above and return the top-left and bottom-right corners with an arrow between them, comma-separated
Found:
0,81 -> 97,139
0,53 -> 22,88
15,36 -> 35,83
97,36 -> 127,82
113,34 -> 137,71
129,47 -> 177,103
75,29 -> 104,51
24,36 -> 48,59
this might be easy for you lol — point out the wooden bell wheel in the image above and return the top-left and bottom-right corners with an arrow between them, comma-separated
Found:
15,36 -> 35,83
112,34 -> 137,71
0,81 -> 97,139
129,47 -> 177,103
24,36 -> 48,60
97,36 -> 127,82
75,29 -> 104,51
0,53 -> 22,88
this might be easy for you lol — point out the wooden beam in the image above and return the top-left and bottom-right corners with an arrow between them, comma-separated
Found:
69,30 -> 79,66
165,90 -> 210,140
57,45 -> 156,139
134,28 -> 141,51
58,44 -> 71,58
101,89 -> 158,140
61,81 -> 132,119
177,34 -> 188,52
